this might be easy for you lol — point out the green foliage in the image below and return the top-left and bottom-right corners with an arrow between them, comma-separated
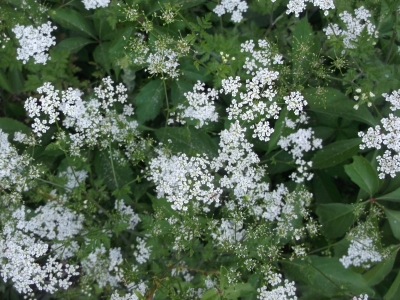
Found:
2,0 -> 400,299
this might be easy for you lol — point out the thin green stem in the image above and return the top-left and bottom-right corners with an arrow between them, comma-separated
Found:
162,78 -> 170,128
386,12 -> 398,64
109,141 -> 120,191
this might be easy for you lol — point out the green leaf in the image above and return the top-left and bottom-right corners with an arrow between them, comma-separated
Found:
55,37 -> 95,53
135,79 -> 165,124
93,42 -> 112,75
313,172 -> 342,204
0,72 -> 12,93
220,266 -> 228,290
344,156 -> 380,196
155,127 -> 219,158
282,256 -> 373,297
364,246 -> 397,286
0,118 -> 30,137
109,27 -> 134,59
377,187 -> 400,202
201,289 -> 219,300
384,270 -> 400,300
171,79 -> 193,106
384,208 -> 400,240
312,138 -> 361,169
305,88 -> 378,126
50,9 -> 96,39
316,203 -> 357,239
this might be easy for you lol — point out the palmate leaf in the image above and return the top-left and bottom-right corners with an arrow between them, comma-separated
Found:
304,87 -> 378,126
344,156 -> 380,196
384,208 -> 400,240
363,246 -> 398,286
385,269 -> 400,300
377,187 -> 400,202
312,138 -> 361,169
135,79 -> 165,124
316,203 -> 357,239
54,37 -> 95,53
282,256 -> 373,298
50,9 -> 96,39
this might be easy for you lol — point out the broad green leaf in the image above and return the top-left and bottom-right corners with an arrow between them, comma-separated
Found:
0,72 -> 12,93
282,256 -> 373,297
155,127 -> 219,158
93,42 -> 112,75
50,9 -> 96,39
201,289 -> 219,300
55,37 -> 95,53
377,187 -> 400,202
9,67 -> 24,94
313,172 -> 342,204
0,118 -> 30,137
316,203 -> 357,239
312,138 -> 361,169
384,208 -> 400,240
220,266 -> 228,290
304,87 -> 378,126
135,79 -> 165,124
171,79 -> 193,106
364,246 -> 397,286
109,27 -> 134,59
344,156 -> 380,196
384,270 -> 400,300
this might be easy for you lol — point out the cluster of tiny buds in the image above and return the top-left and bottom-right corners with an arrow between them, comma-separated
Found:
353,88 -> 375,109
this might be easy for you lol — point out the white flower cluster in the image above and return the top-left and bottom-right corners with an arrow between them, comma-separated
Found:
115,199 -> 141,230
340,220 -> 383,269
19,202 -> 84,242
257,271 -> 297,300
353,295 -> 368,300
81,244 -> 124,288
59,166 -> 88,190
0,210 -> 79,294
222,39 -> 282,142
13,197 -> 84,259
81,0 -> 110,10
213,0 -> 248,23
359,89 -> 400,178
12,21 -> 57,64
212,121 -> 264,201
147,148 -> 222,211
133,237 -> 152,264
146,48 -> 180,79
324,6 -> 377,49
278,128 -> 322,182
0,129 -> 40,193
283,0 -> 334,17
26,77 -> 140,159
172,81 -> 219,128
111,280 -> 147,300
211,219 -> 246,247
284,91 -> 308,115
